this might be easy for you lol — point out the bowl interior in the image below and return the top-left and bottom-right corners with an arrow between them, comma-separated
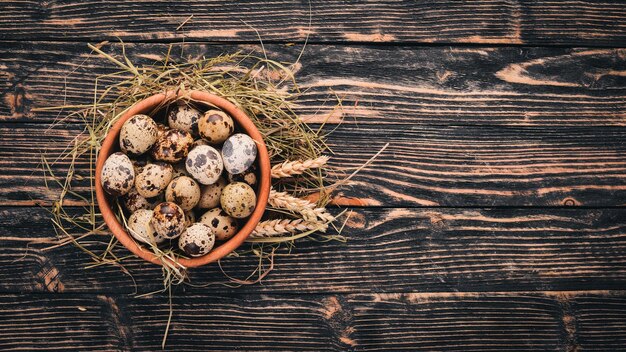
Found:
95,91 -> 270,268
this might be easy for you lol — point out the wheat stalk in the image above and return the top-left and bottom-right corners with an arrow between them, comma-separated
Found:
269,188 -> 316,210
268,188 -> 336,222
251,219 -> 328,238
271,156 -> 329,178
311,207 -> 335,222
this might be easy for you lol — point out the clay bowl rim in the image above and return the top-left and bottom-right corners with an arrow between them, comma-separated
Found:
95,90 -> 271,268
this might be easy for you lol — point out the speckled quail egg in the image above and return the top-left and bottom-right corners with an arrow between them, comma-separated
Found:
227,163 -> 257,187
131,155 -> 151,175
196,177 -> 227,209
178,223 -> 215,257
123,187 -> 158,213
199,208 -> 239,241
185,145 -> 224,185
156,123 -> 170,138
119,114 -> 159,155
184,210 -> 196,228
127,209 -> 166,245
221,133 -> 257,174
193,138 -> 210,148
165,176 -> 201,211
151,202 -> 186,239
171,162 -> 190,178
153,190 -> 166,204
151,129 -> 194,163
198,110 -> 234,144
220,182 -> 257,218
135,162 -> 173,198
196,177 -> 228,209
100,152 -> 135,196
167,103 -> 202,136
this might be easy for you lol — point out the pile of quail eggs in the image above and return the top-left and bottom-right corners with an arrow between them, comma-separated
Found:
100,102 -> 259,257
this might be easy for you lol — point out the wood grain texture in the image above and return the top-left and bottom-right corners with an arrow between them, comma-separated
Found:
1,1 -> 625,46
1,42 -> 625,126
572,295 -> 626,350
3,123 -> 626,207
0,291 -> 625,351
1,2 -> 625,350
2,207 -> 626,294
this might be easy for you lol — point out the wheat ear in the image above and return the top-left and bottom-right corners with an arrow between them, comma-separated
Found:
268,188 -> 336,222
269,189 -> 316,210
311,208 -> 336,222
269,189 -> 316,221
251,219 -> 329,238
271,156 -> 329,178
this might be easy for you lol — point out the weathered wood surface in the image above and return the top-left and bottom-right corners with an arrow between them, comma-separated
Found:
2,42 -> 626,126
3,123 -> 626,207
1,1 -> 626,46
2,207 -> 626,294
1,291 -> 625,351
2,44 -> 622,205
2,2 -> 626,350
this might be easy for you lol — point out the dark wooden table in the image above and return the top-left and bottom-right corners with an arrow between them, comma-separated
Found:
2,1 -> 626,351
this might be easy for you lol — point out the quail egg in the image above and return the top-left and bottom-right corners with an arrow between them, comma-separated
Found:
127,209 -> 166,245
165,176 -> 201,211
131,155 -> 151,175
151,129 -> 194,163
171,162 -> 190,178
151,202 -> 186,239
193,138 -> 210,148
221,133 -> 257,174
100,152 -> 135,196
220,182 -> 257,218
119,114 -> 159,155
123,187 -> 158,213
198,109 -> 234,144
196,177 -> 227,209
156,123 -> 170,138
135,162 -> 173,198
153,191 -> 166,204
185,145 -> 224,185
199,208 -> 239,241
167,103 -> 202,136
178,223 -> 215,257
184,210 -> 196,228
227,163 -> 257,187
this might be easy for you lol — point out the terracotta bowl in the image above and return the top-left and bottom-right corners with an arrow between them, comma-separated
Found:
95,90 -> 270,268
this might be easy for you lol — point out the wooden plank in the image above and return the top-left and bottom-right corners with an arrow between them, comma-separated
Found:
1,42 -> 626,126
1,1 -> 625,45
0,294 -> 125,351
2,207 -> 626,294
3,123 -> 626,207
572,295 -> 626,350
0,291 -> 625,351
345,291 -> 626,351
